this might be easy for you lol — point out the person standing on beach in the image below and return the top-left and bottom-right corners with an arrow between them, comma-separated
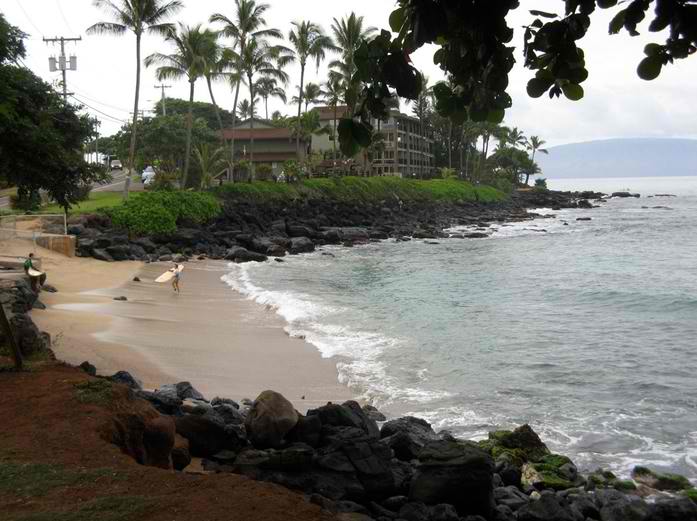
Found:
171,263 -> 181,293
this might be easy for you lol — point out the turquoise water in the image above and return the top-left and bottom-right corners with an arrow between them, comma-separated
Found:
224,176 -> 697,479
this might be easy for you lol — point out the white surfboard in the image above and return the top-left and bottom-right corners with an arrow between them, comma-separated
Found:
155,264 -> 184,283
27,268 -> 44,277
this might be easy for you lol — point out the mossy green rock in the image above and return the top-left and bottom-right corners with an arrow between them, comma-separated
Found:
611,479 -> 638,492
521,463 -> 574,491
487,424 -> 550,462
684,488 -> 697,503
632,466 -> 693,492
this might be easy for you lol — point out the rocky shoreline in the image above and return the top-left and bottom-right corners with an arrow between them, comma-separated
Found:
70,189 -> 606,264
88,368 -> 697,521
2,263 -> 696,521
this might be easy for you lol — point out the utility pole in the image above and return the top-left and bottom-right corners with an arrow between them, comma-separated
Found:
44,36 -> 81,103
155,84 -> 172,116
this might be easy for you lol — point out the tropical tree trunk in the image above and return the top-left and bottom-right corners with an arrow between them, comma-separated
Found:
264,96 -> 269,120
459,136 -> 464,180
229,79 -> 242,182
206,76 -> 226,146
332,104 -> 337,173
182,80 -> 195,188
464,142 -> 470,181
249,76 -> 255,182
295,63 -> 305,159
448,120 -> 453,169
125,32 -> 142,201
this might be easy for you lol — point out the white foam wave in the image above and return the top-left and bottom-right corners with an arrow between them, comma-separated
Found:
221,262 -> 455,408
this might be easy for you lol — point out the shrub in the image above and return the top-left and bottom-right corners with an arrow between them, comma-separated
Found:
440,167 -> 457,179
10,190 -> 41,212
104,191 -> 220,235
256,163 -> 273,181
74,183 -> 92,202
535,178 -> 548,189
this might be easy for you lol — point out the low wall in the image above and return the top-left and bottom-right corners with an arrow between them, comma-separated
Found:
35,235 -> 76,257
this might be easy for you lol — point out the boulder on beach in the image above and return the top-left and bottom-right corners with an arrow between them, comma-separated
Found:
380,416 -> 437,461
409,440 -> 495,518
631,466 -> 693,492
245,390 -> 299,449
289,237 -> 315,255
175,413 -> 244,457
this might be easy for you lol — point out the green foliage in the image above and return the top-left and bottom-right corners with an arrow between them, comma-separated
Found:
215,177 -> 504,204
0,19 -> 108,212
256,163 -> 273,181
111,114 -> 217,177
10,191 -> 41,212
105,191 -> 220,235
685,488 -> 697,503
155,97 -> 234,128
535,178 -> 548,189
440,167 -> 457,179
340,1 -> 697,156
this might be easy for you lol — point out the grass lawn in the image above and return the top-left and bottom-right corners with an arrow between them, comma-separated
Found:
0,186 -> 17,197
40,192 -> 124,215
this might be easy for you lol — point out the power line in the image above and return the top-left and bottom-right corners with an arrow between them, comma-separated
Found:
69,95 -> 128,124
55,0 -> 76,35
14,0 -> 44,37
70,85 -> 132,113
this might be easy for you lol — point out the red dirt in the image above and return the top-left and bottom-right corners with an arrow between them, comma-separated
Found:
0,362 -> 336,521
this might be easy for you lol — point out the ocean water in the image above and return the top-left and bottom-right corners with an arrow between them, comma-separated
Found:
222,176 -> 697,480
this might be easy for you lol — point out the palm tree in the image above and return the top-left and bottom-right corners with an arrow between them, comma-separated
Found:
238,39 -> 290,179
201,31 -> 232,143
291,82 -> 322,113
507,127 -> 527,149
195,144 -> 226,189
256,76 -> 286,120
410,74 -> 431,178
210,0 -> 281,180
323,76 -> 344,167
145,24 -> 213,188
329,13 -> 376,111
526,136 -> 548,185
288,20 -> 336,158
87,0 -> 182,200
237,98 -> 257,119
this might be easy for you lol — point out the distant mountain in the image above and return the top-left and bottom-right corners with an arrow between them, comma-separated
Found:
536,138 -> 697,179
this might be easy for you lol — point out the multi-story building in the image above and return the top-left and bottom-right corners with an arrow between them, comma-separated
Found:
222,118 -> 309,177
313,106 -> 435,178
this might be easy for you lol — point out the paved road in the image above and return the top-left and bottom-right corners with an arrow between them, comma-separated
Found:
0,169 -> 143,210
94,169 -> 145,192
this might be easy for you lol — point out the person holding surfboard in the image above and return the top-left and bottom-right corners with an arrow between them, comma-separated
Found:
154,262 -> 184,292
171,262 -> 182,293
23,253 -> 46,293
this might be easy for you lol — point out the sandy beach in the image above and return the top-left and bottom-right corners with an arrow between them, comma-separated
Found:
4,238 -> 352,410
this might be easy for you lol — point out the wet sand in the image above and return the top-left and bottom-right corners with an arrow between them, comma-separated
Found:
5,238 -> 352,410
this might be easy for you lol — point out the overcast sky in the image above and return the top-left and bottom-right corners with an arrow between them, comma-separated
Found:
4,0 -> 696,146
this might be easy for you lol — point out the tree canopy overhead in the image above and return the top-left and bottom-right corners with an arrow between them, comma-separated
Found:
0,13 -> 106,211
338,0 -> 697,154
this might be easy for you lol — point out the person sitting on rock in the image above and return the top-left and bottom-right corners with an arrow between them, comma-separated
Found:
23,253 -> 46,293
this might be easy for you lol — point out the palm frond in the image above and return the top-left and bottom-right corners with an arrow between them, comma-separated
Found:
86,21 -> 128,36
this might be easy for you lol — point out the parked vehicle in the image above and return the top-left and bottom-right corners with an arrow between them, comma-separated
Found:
141,166 -> 156,184
110,159 -> 123,170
